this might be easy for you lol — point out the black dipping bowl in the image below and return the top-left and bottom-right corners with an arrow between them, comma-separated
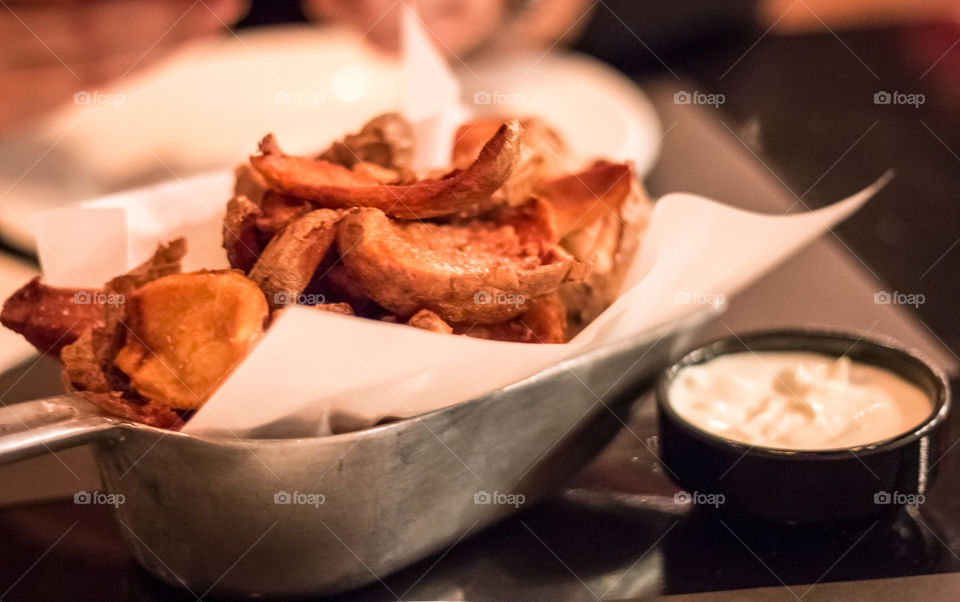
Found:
656,329 -> 951,524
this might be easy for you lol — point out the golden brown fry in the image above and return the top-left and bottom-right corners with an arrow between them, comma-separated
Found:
59,239 -> 192,424
61,332 -> 183,428
560,178 -> 652,331
317,112 -> 415,172
255,190 -> 312,242
453,117 -> 568,206
0,278 -> 106,356
455,292 -> 567,344
60,329 -> 113,393
407,309 -> 453,334
314,302 -> 355,316
113,271 -> 268,410
223,195 -> 262,272
337,207 -> 580,324
351,162 -> 416,185
538,160 -> 633,237
490,197 -> 560,248
251,121 -> 522,220
234,162 -> 270,205
248,209 -> 342,311
99,239 -> 189,385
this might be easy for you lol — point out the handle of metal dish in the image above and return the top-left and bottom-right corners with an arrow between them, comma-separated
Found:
0,395 -> 118,465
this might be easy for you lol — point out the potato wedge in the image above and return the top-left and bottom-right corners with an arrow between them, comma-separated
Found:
1,278 -> 106,356
317,112 -> 415,172
337,207 -> 580,324
455,292 -> 567,344
559,178 -> 652,331
234,162 -> 269,205
113,271 -> 268,410
223,195 -> 262,272
407,309 -> 453,334
538,160 -> 634,237
248,209 -> 342,311
255,190 -> 313,242
251,121 -> 522,220
453,117 -> 568,206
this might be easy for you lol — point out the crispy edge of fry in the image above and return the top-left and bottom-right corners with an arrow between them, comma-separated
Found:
251,120 -> 522,220
560,178 -> 652,332
1,277 -> 106,357
317,112 -> 415,172
455,292 -> 567,343
314,302 -> 355,316
537,160 -> 634,237
60,239 -> 188,412
248,209 -> 342,311
113,270 -> 269,410
407,309 -> 453,334
234,162 -> 270,205
76,390 -> 184,429
223,195 -> 263,272
255,189 -> 313,243
336,207 -> 580,324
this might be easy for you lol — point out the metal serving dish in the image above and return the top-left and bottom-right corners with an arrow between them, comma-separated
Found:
0,310 -> 711,598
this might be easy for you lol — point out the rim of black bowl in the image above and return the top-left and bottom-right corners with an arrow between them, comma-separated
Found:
655,327 -> 952,460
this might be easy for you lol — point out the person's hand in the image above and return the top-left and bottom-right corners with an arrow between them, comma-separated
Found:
0,0 -> 247,132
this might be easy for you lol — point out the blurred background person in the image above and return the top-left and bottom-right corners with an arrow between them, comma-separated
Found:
2,0 -> 959,134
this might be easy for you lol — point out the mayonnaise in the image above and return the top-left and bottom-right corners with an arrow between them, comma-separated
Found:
667,352 -> 932,450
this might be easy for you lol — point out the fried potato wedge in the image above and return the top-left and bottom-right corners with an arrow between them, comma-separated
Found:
337,206 -> 580,324
234,162 -> 269,205
559,178 -> 652,331
538,160 -> 634,237
113,271 -> 268,410
223,195 -> 262,272
59,239 -> 191,423
61,331 -> 185,428
248,209 -> 342,311
307,253 -> 384,318
255,190 -> 313,242
1,278 -> 106,356
314,302 -> 355,316
407,309 -> 453,334
251,120 -> 522,220
317,112 -> 415,172
453,117 -> 568,206
455,292 -> 567,344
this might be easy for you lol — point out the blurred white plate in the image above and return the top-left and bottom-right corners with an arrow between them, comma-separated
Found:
0,25 -> 660,252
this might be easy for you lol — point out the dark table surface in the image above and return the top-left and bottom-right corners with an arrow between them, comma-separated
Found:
2,22 -> 960,602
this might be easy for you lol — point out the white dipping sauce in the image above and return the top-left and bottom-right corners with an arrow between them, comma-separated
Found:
668,352 -> 932,450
